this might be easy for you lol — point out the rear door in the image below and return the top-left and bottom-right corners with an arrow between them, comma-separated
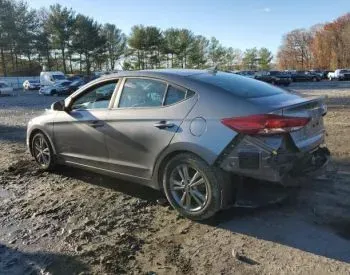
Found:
104,77 -> 197,179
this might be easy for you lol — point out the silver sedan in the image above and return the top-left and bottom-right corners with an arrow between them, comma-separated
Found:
27,69 -> 329,220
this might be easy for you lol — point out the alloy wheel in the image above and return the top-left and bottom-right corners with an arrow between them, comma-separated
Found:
33,135 -> 51,167
169,164 -> 210,212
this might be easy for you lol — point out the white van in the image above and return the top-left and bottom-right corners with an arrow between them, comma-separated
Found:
40,71 -> 66,86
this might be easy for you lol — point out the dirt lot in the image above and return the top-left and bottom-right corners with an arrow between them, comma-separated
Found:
1,82 -> 350,275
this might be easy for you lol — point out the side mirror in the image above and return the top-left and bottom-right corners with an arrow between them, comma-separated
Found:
51,100 -> 65,111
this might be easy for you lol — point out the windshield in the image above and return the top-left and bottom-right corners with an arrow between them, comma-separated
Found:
190,72 -> 285,98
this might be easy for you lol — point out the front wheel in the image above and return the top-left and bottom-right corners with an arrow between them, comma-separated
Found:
31,132 -> 55,170
162,153 -> 223,220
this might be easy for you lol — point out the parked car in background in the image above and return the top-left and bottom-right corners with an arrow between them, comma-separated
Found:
235,71 -> 256,78
39,80 -> 72,96
329,69 -> 350,81
68,78 -> 89,93
290,71 -> 321,82
23,80 -> 41,90
321,70 -> 333,79
67,75 -> 84,82
309,69 -> 325,79
254,71 -> 292,86
327,71 -> 335,80
0,81 -> 14,96
27,69 -> 329,220
40,71 -> 66,86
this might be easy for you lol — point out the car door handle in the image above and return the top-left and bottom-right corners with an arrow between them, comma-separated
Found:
153,121 -> 175,129
89,121 -> 105,128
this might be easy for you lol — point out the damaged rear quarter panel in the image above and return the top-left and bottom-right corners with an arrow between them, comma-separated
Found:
219,134 -> 288,182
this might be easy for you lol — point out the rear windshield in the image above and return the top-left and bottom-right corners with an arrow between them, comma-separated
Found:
190,72 -> 285,98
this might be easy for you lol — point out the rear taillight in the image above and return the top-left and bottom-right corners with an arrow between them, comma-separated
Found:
221,114 -> 310,135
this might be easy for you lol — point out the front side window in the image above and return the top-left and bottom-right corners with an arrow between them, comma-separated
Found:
118,78 -> 167,108
71,81 -> 117,110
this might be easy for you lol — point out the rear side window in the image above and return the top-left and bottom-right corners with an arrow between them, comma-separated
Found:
119,78 -> 167,108
190,72 -> 285,98
164,86 -> 186,105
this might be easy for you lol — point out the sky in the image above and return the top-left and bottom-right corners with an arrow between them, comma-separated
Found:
28,0 -> 350,54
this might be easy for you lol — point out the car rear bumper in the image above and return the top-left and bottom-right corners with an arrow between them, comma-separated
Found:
219,134 -> 330,186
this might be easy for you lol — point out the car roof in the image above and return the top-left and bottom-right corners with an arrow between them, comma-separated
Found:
97,69 -> 213,90
102,69 -> 206,79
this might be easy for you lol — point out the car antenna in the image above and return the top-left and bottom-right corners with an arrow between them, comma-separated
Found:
207,64 -> 218,74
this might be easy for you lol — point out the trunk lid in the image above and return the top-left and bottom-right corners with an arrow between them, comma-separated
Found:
281,97 -> 326,152
248,93 -> 326,152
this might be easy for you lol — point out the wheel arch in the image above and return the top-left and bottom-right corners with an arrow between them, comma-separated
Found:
28,128 -> 56,156
151,142 -> 218,190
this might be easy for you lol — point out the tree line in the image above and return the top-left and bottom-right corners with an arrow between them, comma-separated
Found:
0,0 -> 273,76
277,13 -> 350,70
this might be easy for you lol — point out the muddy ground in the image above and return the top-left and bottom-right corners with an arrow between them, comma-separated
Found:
0,82 -> 350,274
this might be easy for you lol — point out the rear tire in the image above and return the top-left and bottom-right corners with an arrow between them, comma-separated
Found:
31,132 -> 55,170
162,153 -> 224,221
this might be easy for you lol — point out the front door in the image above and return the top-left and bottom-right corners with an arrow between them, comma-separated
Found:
104,77 -> 197,179
53,80 -> 118,169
